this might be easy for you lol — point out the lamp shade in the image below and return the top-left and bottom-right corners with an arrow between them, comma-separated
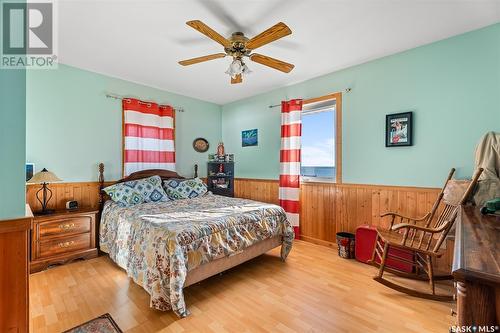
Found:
27,168 -> 62,184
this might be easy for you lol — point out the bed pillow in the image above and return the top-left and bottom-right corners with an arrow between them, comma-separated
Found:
104,175 -> 169,206
163,177 -> 207,200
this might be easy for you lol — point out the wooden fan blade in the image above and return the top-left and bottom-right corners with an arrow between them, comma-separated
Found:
186,20 -> 231,48
231,74 -> 242,84
178,53 -> 226,66
246,22 -> 291,50
250,53 -> 294,73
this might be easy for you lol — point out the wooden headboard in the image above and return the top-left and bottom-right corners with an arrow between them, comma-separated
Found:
98,163 -> 198,211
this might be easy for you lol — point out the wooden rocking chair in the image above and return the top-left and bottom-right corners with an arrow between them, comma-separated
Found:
369,168 -> 483,301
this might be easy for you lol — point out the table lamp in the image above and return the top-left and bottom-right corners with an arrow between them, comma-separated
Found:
28,168 -> 62,215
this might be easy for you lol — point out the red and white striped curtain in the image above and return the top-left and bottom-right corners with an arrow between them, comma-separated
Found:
122,98 -> 175,176
279,99 -> 302,239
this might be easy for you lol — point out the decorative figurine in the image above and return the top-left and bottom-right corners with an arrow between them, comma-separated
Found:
217,142 -> 225,158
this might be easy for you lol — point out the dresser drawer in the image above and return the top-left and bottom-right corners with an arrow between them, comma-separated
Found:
38,215 -> 92,238
39,233 -> 91,258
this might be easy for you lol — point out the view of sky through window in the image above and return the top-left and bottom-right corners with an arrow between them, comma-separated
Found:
301,109 -> 335,179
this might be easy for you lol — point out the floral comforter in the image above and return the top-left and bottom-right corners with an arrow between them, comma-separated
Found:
100,193 -> 294,317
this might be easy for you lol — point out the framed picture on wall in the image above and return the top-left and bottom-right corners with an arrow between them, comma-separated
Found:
385,112 -> 413,147
242,129 -> 258,147
26,163 -> 34,181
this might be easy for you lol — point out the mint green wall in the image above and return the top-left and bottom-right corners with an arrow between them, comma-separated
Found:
26,24 -> 500,187
222,23 -> 500,187
0,68 -> 26,219
27,64 -> 222,181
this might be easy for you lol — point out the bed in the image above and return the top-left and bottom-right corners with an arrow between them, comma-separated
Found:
97,167 -> 294,317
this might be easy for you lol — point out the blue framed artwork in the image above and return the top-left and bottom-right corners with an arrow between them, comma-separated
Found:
242,129 -> 258,147
26,163 -> 34,181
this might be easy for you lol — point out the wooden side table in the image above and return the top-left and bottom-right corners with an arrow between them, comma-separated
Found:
30,208 -> 99,273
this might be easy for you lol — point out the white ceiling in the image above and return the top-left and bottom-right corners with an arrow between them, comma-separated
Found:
58,0 -> 500,105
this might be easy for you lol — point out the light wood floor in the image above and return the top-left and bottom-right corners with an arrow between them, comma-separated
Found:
30,240 -> 454,333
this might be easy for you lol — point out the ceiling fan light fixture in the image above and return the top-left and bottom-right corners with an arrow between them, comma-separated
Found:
225,58 -> 251,78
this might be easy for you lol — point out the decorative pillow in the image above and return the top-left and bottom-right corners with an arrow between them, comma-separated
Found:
163,178 -> 208,200
104,175 -> 169,206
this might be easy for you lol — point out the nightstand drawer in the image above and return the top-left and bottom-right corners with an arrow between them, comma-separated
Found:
39,233 -> 91,258
39,216 -> 92,238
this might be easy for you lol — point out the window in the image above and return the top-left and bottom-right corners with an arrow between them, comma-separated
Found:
301,98 -> 338,182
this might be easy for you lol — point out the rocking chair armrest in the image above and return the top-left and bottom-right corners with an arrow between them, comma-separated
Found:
380,212 -> 430,221
391,223 -> 442,233
382,212 -> 431,229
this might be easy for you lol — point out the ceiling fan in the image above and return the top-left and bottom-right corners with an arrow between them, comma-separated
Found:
178,20 -> 295,84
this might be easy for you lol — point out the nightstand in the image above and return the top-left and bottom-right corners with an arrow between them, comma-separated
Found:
30,208 -> 99,273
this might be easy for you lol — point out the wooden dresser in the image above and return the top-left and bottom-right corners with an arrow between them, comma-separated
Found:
452,206 -> 500,327
0,205 -> 32,333
30,208 -> 99,273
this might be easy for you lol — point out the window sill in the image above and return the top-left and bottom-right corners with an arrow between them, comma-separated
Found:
300,177 -> 337,184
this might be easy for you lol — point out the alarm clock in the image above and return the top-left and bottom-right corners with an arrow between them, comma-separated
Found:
66,200 -> 79,210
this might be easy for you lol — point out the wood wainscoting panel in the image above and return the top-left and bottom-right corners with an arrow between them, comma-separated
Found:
26,182 -> 112,212
234,178 -> 453,269
234,178 -> 279,205
26,179 -> 453,270
300,182 -> 442,246
235,179 -> 441,244
28,179 -> 441,242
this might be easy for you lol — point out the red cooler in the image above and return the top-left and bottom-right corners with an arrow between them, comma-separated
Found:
355,225 -> 414,273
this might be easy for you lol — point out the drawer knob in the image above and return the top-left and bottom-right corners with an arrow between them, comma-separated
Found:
59,223 -> 75,230
58,241 -> 75,248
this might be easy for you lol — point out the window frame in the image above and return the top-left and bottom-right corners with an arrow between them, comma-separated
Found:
300,92 -> 342,184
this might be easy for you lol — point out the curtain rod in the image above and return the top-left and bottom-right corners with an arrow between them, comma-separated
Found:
105,93 -> 185,112
268,88 -> 352,109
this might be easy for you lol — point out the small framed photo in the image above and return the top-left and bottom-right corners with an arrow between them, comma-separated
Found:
26,163 -> 34,181
386,112 -> 413,147
242,129 -> 258,147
